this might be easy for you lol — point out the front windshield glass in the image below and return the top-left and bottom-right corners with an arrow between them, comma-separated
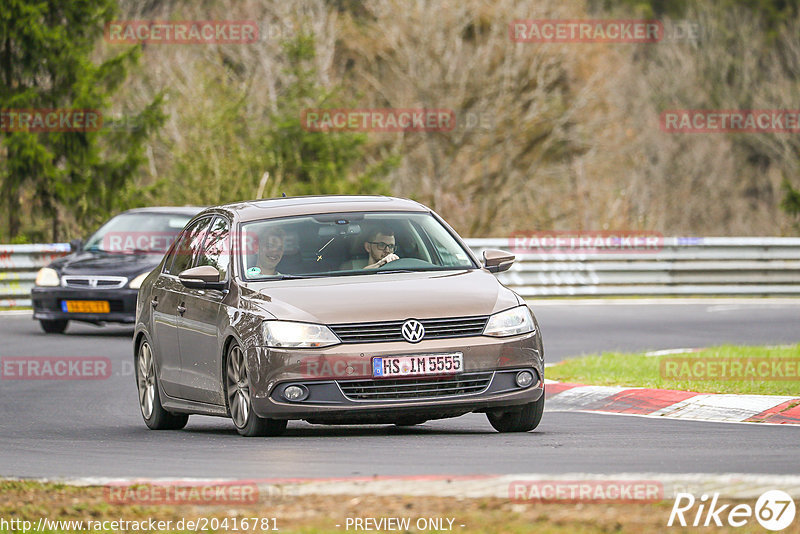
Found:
84,213 -> 193,254
239,212 -> 476,280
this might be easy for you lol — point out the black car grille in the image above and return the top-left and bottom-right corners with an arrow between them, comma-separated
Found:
337,371 -> 494,401
329,316 -> 489,344
61,276 -> 127,289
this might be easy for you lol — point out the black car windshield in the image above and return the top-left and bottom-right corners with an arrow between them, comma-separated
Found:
84,213 -> 193,254
239,212 -> 477,280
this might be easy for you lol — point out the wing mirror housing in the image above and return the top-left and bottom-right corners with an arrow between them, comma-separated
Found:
482,249 -> 515,273
178,265 -> 227,290
70,238 -> 83,252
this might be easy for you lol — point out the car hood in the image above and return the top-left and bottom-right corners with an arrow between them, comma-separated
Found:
244,269 -> 521,324
49,250 -> 162,278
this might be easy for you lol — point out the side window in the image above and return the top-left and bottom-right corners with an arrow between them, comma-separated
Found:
196,217 -> 230,279
161,238 -> 181,274
166,217 -> 212,275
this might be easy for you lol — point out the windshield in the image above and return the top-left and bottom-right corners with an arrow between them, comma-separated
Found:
84,213 -> 193,254
239,211 -> 477,280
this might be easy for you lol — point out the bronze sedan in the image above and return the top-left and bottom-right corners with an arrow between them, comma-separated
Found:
133,196 -> 544,436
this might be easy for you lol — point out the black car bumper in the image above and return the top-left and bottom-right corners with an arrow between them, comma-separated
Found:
31,287 -> 138,324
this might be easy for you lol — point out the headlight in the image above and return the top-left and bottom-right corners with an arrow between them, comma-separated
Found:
35,267 -> 60,287
262,321 -> 340,348
128,272 -> 149,289
483,306 -> 535,337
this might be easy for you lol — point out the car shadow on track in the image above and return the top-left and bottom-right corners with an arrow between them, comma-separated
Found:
49,327 -> 133,338
175,423 -> 535,438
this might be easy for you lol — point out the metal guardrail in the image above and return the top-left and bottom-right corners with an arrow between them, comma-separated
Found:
1,237 -> 799,308
0,244 -> 70,308
469,237 -> 800,296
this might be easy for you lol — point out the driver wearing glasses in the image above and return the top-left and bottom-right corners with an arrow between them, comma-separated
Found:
363,226 -> 399,269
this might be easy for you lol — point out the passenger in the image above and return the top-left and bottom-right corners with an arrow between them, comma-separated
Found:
251,228 -> 285,276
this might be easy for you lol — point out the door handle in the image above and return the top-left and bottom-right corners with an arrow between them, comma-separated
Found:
177,304 -> 186,315
151,297 -> 158,308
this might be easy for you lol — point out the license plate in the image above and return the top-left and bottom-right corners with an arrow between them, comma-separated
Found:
372,352 -> 463,378
61,300 -> 110,313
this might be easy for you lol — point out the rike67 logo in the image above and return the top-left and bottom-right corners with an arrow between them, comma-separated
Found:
668,490 -> 796,531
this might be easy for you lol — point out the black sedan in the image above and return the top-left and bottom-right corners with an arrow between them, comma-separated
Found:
31,207 -> 202,333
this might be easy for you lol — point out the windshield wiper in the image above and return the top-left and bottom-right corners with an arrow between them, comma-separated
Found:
376,267 -> 472,274
254,273 -> 320,280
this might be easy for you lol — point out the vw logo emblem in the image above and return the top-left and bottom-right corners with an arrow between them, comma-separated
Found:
401,319 -> 425,343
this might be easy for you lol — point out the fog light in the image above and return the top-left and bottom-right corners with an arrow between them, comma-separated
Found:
283,385 -> 308,401
516,370 -> 534,388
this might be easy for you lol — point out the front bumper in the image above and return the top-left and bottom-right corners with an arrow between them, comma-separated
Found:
245,332 -> 543,421
31,286 -> 138,324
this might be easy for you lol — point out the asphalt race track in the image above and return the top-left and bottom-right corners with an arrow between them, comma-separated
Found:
1,300 -> 799,479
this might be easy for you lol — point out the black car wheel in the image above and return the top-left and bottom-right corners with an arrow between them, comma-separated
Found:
39,319 -> 68,334
225,342 -> 287,437
136,340 -> 188,430
486,394 -> 544,433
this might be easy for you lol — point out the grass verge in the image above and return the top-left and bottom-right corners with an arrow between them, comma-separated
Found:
0,481 -> 790,533
546,344 -> 800,395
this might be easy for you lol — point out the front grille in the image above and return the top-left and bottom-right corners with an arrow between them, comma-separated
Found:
337,371 -> 494,401
330,315 -> 489,344
61,276 -> 128,289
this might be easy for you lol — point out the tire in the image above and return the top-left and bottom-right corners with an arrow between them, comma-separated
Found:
136,339 -> 189,430
40,319 -> 68,334
486,394 -> 544,433
226,342 -> 287,437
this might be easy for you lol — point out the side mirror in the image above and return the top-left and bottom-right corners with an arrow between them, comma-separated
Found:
178,265 -> 227,290
70,238 -> 83,252
482,249 -> 515,273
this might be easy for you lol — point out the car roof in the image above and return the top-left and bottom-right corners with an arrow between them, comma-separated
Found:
215,195 -> 429,222
121,206 -> 205,216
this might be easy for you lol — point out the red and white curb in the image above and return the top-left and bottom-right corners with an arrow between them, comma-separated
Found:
15,474 -> 800,500
544,380 -> 800,424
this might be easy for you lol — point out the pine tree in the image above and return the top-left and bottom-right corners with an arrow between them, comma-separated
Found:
0,0 -> 165,241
